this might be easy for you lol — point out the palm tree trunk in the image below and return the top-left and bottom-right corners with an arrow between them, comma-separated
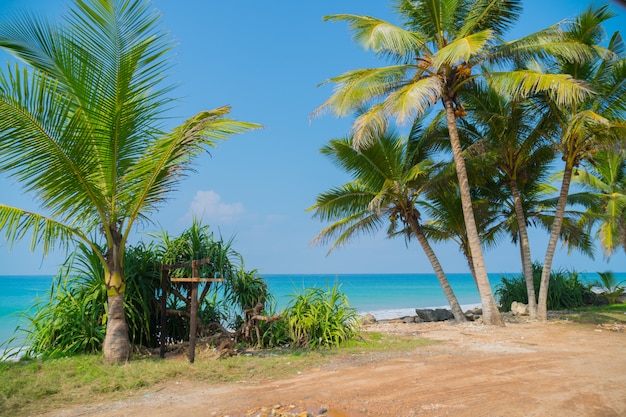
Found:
465,255 -> 478,287
102,240 -> 131,363
443,98 -> 503,326
103,291 -> 130,363
537,167 -> 573,321
407,216 -> 466,322
510,180 -> 537,319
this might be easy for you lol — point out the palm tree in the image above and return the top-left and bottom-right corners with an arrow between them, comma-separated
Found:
0,0 -> 260,362
535,6 -> 626,320
308,126 -> 467,322
419,175 -> 499,284
570,147 -> 626,258
313,0 -> 593,325
459,83 -> 556,319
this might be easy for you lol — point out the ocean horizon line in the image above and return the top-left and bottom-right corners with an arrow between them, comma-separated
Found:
2,270 -> 623,277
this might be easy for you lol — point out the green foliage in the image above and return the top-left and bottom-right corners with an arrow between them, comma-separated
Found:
18,246 -> 106,359
561,303 -> 626,325
227,268 -> 284,347
228,268 -> 272,318
258,310 -> 291,348
155,220 -> 243,341
496,264 -> 588,311
16,241 -> 162,358
10,220 -> 301,357
122,242 -> 162,348
6,218 -> 366,357
591,271 -> 625,304
285,284 -> 360,348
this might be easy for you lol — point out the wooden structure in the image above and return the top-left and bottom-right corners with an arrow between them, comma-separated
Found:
159,258 -> 223,362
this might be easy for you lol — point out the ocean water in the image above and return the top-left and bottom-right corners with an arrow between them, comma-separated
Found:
265,273 -> 493,314
1,271 -> 622,348
0,275 -> 53,348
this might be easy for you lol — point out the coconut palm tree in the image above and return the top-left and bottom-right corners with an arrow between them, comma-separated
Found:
0,0 -> 260,363
570,147 -> 626,258
535,6 -> 626,320
419,174 -> 500,283
313,0 -> 593,325
458,83 -> 556,319
308,125 -> 467,322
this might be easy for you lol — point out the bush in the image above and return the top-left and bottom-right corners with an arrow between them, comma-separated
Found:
496,264 -> 588,311
285,284 -> 359,348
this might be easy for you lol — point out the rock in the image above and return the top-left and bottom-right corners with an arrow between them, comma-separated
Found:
511,301 -> 529,316
596,296 -> 610,306
434,309 -> 454,321
415,308 -> 454,322
402,316 -> 416,323
464,312 -> 476,321
360,313 -> 377,324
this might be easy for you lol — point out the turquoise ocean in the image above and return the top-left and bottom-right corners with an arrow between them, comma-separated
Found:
1,272 -> 622,348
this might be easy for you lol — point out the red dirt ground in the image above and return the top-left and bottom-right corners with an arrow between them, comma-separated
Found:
47,319 -> 626,417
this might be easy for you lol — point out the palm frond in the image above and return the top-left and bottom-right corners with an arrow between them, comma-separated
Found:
123,107 -> 261,238
394,0 -> 461,44
432,29 -> 492,70
324,14 -> 426,60
384,76 -> 442,124
311,210 -> 385,255
0,204 -> 85,254
312,65 -> 412,119
351,103 -> 389,149
457,0 -> 522,38
485,70 -> 593,106
497,29 -> 605,66
0,65 -> 105,226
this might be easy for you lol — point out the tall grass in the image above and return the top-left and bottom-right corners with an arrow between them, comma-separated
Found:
285,284 -> 359,348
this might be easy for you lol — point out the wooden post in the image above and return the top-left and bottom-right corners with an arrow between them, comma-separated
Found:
159,268 -> 168,359
159,258 -> 221,363
188,260 -> 199,363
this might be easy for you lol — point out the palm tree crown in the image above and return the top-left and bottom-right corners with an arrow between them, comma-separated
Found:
309,124 -> 467,321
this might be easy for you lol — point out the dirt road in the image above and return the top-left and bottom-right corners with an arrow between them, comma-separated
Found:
48,319 -> 626,417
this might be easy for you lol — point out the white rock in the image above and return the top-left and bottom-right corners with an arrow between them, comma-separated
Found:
511,301 -> 529,316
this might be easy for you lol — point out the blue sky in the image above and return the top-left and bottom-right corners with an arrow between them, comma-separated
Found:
0,0 -> 625,277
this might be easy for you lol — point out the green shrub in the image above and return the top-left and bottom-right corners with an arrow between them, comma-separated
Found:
496,264 -> 587,311
285,284 -> 359,348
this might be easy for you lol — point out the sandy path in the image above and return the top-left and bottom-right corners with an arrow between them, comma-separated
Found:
48,320 -> 626,417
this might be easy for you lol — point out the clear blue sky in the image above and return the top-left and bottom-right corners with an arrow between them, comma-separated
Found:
0,0 -> 625,276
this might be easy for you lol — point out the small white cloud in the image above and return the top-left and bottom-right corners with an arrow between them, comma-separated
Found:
188,190 -> 244,224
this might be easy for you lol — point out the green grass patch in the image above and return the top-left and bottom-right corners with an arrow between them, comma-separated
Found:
559,303 -> 626,325
0,330 -> 431,417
